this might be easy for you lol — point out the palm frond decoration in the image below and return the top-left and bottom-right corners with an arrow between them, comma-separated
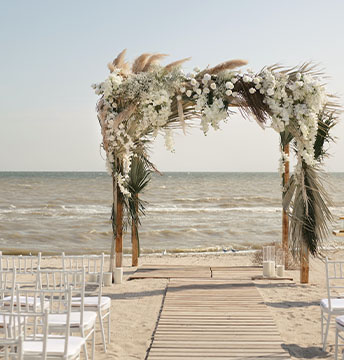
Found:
127,155 -> 152,265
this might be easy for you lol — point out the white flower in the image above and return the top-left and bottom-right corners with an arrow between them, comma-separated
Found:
225,90 -> 232,96
249,88 -> 256,94
253,77 -> 260,85
176,95 -> 182,101
203,87 -> 210,94
190,78 -> 197,86
296,72 -> 302,80
180,87 -> 186,93
196,89 -> 202,95
243,75 -> 252,83
193,67 -> 200,72
232,91 -> 238,97
255,83 -> 261,90
186,90 -> 192,97
210,83 -> 216,90
259,88 -> 265,94
225,82 -> 234,89
231,77 -> 238,84
203,73 -> 211,81
267,88 -> 274,96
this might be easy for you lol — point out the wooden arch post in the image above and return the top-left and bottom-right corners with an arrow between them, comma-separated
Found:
282,143 -> 289,269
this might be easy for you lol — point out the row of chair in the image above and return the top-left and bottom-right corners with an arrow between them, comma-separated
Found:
0,253 -> 112,359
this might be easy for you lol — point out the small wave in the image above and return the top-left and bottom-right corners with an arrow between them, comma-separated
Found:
147,206 -> 282,214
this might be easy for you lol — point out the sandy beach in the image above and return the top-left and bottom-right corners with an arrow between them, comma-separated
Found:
29,249 -> 342,359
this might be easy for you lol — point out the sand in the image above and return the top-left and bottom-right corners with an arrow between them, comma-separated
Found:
27,250 -> 344,359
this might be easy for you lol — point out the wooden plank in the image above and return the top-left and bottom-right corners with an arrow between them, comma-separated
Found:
146,275 -> 290,359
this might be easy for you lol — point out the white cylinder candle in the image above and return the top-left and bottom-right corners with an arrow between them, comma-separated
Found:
263,261 -> 270,277
276,264 -> 284,277
269,261 -> 276,277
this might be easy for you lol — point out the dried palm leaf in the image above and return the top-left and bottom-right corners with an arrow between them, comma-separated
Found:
132,53 -> 152,73
142,54 -> 168,72
164,57 -> 191,71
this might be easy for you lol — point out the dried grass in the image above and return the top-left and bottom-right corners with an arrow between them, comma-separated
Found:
165,57 -> 191,71
142,54 -> 168,72
132,53 -> 152,74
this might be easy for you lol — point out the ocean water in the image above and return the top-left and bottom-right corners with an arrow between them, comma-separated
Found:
0,172 -> 343,255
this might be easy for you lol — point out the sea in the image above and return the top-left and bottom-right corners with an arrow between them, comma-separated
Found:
0,172 -> 343,255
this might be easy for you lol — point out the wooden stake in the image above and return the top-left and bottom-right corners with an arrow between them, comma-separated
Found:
115,184 -> 123,268
131,194 -> 139,267
300,244 -> 309,284
282,143 -> 290,269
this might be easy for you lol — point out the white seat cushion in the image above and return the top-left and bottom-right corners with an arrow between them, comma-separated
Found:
23,336 -> 85,357
4,295 -> 49,310
71,296 -> 111,310
321,298 -> 344,310
336,315 -> 344,327
48,311 -> 97,330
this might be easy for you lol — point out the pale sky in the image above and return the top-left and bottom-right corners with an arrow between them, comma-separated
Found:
1,0 -> 343,172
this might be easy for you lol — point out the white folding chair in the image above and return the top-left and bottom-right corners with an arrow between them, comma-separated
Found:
0,253 -> 41,274
15,286 -> 85,360
37,269 -> 96,360
0,334 -> 23,360
62,254 -> 111,352
321,258 -> 344,350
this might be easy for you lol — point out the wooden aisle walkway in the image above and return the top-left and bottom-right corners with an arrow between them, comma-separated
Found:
146,276 -> 291,359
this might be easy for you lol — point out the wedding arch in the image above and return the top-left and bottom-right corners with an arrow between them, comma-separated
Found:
94,49 -> 339,283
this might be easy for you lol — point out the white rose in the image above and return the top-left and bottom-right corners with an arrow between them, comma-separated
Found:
255,83 -> 261,90
196,89 -> 202,95
231,77 -> 238,84
210,83 -> 216,90
249,88 -> 256,94
203,87 -> 210,94
225,82 -> 234,89
243,75 -> 252,83
203,73 -> 211,81
180,87 -> 186,93
253,77 -> 260,84
190,78 -> 197,86
296,72 -> 302,80
260,88 -> 265,94
267,88 -> 274,96
225,90 -> 232,96
186,90 -> 192,97
176,95 -> 182,101
232,92 -> 238,97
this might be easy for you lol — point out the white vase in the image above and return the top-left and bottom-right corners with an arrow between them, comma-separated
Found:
114,267 -> 123,284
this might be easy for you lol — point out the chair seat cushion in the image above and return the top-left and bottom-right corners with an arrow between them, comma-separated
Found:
336,315 -> 344,327
321,298 -> 344,310
23,336 -> 85,357
4,296 -> 49,310
48,311 -> 97,330
72,296 -> 111,310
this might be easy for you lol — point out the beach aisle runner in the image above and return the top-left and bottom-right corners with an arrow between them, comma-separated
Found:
146,279 -> 290,360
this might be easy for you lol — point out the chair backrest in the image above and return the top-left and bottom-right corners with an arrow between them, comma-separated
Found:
0,254 -> 41,274
325,257 -> 344,308
62,254 -> 104,300
0,332 -> 24,360
14,286 -> 73,359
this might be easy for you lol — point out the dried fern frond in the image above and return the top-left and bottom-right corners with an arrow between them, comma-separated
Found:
132,53 -> 152,73
165,57 -> 191,71
113,49 -> 127,68
142,54 -> 168,72
207,59 -> 248,75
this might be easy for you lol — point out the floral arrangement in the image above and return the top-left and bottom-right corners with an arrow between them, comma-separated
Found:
94,49 -> 339,257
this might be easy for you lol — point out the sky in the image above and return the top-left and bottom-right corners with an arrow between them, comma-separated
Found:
1,0 -> 343,172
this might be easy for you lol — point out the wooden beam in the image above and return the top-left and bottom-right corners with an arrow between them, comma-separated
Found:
300,244 -> 309,284
282,143 -> 290,269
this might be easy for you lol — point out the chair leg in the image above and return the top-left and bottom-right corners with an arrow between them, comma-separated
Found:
81,328 -> 88,360
98,309 -> 107,353
322,313 -> 331,351
107,310 -> 111,344
335,327 -> 339,360
321,308 -> 324,344
92,327 -> 95,360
